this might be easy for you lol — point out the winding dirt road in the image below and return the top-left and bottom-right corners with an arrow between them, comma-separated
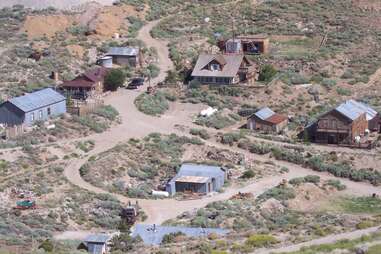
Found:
60,19 -> 381,252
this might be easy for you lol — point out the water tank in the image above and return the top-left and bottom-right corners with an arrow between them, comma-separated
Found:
97,56 -> 113,68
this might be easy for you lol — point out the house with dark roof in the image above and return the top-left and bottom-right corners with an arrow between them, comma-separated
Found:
247,107 -> 288,133
78,234 -> 112,254
60,67 -> 109,100
191,54 -> 256,85
0,88 -> 66,127
166,164 -> 226,196
105,47 -> 140,67
304,100 -> 379,145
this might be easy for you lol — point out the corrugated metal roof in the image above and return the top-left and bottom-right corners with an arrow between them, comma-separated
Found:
346,100 -> 378,121
177,164 -> 224,179
9,88 -> 66,113
107,47 -> 139,56
191,54 -> 245,78
131,224 -> 229,245
255,107 -> 275,120
84,234 -> 110,243
175,175 -> 210,184
335,100 -> 368,121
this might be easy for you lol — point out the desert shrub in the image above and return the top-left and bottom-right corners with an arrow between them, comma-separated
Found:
336,87 -> 351,96
271,147 -> 304,165
257,186 -> 296,201
194,113 -> 236,130
281,71 -> 309,85
356,220 -> 374,230
304,175 -> 320,184
134,91 -> 169,116
189,79 -> 201,89
245,234 -> 278,248
341,69 -> 354,79
258,64 -> 277,83
104,69 -> 126,91
241,170 -> 255,179
324,179 -> 346,191
321,78 -> 337,89
38,239 -> 54,252
220,133 -> 242,145
215,86 -> 244,97
79,164 -> 89,177
189,128 -> 210,140
94,105 -> 119,121
338,196 -> 381,214
142,64 -> 160,79
238,104 -> 258,117
237,139 -> 273,155
111,233 -> 141,252
289,177 -> 305,186
127,16 -> 144,37
72,115 -> 108,133
162,232 -> 185,244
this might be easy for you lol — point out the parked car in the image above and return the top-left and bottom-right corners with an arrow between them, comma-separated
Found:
130,77 -> 144,86
126,83 -> 139,89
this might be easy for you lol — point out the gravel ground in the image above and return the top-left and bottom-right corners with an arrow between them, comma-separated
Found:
0,0 -> 116,10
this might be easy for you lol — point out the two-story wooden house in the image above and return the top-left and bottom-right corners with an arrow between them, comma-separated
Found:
191,54 -> 256,85
306,100 -> 379,145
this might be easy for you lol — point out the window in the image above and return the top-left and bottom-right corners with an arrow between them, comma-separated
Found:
215,77 -> 226,84
39,110 -> 43,120
210,64 -> 220,71
205,77 -> 214,83
30,113 -> 34,122
47,107 -> 51,116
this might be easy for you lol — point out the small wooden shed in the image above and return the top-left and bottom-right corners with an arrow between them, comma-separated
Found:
247,107 -> 288,133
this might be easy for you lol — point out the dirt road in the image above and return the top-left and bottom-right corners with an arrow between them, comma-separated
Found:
255,226 -> 381,254
63,18 -> 381,225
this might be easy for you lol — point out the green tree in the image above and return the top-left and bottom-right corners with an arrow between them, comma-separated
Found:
258,64 -> 277,83
104,69 -> 126,91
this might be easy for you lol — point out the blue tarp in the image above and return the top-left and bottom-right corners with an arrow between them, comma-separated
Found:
131,224 -> 229,245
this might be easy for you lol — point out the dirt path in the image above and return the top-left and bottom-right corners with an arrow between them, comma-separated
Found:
136,19 -> 174,84
62,18 -> 381,226
255,226 -> 381,254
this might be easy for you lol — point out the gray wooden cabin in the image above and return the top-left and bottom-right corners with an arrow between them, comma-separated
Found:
0,88 -> 66,127
166,164 -> 226,196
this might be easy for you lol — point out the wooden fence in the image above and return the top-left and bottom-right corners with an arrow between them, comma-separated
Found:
4,124 -> 24,139
67,99 -> 104,116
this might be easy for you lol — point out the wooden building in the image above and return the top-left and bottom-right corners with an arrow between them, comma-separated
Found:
0,88 -> 66,127
305,100 -> 379,145
60,67 -> 109,100
166,164 -> 226,196
219,34 -> 270,55
105,47 -> 140,67
247,107 -> 288,133
191,54 -> 256,85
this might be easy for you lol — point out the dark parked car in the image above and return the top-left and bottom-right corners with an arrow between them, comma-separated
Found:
126,77 -> 144,89
130,77 -> 144,86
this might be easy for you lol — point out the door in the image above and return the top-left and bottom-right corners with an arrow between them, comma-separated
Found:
328,134 -> 337,144
208,183 -> 211,193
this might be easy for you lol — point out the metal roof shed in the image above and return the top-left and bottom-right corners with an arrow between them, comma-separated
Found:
166,164 -> 225,195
